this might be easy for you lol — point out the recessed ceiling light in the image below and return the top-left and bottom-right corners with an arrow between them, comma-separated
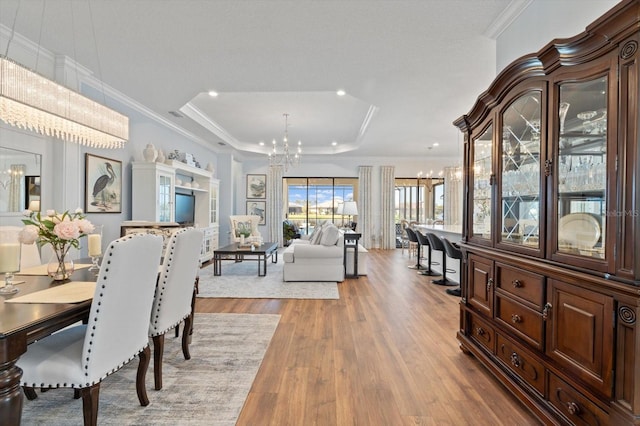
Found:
208,91 -> 218,97
433,143 -> 439,147
332,141 -> 338,146
259,141 -> 265,146
336,89 -> 346,96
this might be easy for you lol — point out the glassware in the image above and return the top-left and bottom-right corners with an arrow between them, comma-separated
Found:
47,246 -> 74,281
558,102 -> 570,134
88,225 -> 103,272
0,228 -> 21,295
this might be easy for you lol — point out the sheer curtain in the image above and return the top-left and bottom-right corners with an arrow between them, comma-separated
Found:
444,166 -> 463,226
268,165 -> 284,247
358,166 -> 372,248
380,165 -> 395,249
8,164 -> 25,212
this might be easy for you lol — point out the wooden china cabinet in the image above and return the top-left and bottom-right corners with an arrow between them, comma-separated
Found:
453,1 -> 640,424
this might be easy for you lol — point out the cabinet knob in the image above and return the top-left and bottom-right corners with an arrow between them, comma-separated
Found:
512,279 -> 522,288
475,327 -> 485,336
511,314 -> 522,323
566,402 -> 581,416
487,278 -> 494,291
510,352 -> 521,368
542,303 -> 552,321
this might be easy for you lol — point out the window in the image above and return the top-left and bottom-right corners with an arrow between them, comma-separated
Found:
395,178 -> 445,223
284,177 -> 358,235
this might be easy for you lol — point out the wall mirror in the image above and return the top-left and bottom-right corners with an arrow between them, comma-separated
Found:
0,146 -> 41,214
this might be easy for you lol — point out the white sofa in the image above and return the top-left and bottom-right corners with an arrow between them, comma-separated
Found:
282,224 -> 368,282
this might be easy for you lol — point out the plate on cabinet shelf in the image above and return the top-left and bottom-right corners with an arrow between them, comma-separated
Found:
558,213 -> 601,249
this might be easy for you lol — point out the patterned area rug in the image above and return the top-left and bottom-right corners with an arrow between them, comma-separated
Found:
198,258 -> 339,299
21,313 -> 280,425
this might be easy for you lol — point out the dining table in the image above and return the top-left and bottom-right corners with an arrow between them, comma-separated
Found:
0,260 -> 96,426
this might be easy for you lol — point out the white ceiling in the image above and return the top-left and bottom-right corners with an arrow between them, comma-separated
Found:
0,0 -> 521,160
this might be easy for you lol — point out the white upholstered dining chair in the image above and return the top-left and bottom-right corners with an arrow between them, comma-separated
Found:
148,227 -> 204,390
17,233 -> 164,426
0,226 -> 42,269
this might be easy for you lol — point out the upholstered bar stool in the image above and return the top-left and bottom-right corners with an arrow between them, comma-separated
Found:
405,228 -> 423,269
424,233 -> 458,286
415,230 -> 440,276
442,237 -> 463,296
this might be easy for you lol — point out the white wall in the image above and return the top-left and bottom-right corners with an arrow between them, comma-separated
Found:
496,0 -> 619,73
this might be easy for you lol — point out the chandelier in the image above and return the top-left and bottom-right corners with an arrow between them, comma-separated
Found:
268,113 -> 301,171
0,56 -> 128,149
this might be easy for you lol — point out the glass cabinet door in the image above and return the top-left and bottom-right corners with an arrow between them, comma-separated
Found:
556,77 -> 607,259
500,92 -> 542,249
158,172 -> 174,222
472,124 -> 493,240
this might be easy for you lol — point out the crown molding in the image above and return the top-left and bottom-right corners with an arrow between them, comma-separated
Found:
484,0 -> 533,39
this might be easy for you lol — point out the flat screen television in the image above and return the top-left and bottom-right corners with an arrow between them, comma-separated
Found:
175,193 -> 195,225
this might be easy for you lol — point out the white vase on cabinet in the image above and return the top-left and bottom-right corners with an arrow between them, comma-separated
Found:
143,144 -> 157,162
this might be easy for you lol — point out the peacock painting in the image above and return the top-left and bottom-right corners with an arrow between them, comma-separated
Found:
85,154 -> 122,213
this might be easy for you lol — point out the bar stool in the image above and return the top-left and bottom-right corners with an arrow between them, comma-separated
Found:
442,237 -> 463,296
405,228 -> 423,269
424,233 -> 458,286
415,230 -> 440,276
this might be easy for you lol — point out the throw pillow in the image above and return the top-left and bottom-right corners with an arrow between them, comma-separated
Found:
310,227 -> 324,244
320,224 -> 340,246
308,220 -> 325,242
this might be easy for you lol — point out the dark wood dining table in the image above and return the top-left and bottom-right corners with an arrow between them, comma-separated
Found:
0,263 -> 97,426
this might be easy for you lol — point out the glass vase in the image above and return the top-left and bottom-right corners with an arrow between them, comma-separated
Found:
47,246 -> 74,281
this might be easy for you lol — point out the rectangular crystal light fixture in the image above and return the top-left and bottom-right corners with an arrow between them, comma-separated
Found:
0,55 -> 128,149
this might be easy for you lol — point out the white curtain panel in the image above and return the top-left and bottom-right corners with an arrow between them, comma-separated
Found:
358,166 -> 373,248
380,165 -> 395,249
444,166 -> 463,226
9,164 -> 26,212
268,165 -> 284,247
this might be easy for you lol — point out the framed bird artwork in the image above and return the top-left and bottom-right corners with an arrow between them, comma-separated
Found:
85,153 -> 122,213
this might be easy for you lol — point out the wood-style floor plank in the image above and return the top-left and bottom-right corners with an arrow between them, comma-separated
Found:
196,249 -> 541,425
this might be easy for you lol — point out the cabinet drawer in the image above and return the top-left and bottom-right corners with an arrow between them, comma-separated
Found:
496,333 -> 545,395
496,263 -> 544,308
496,295 -> 544,350
469,314 -> 495,353
548,372 -> 608,426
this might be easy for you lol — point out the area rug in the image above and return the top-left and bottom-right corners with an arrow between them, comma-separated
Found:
198,258 -> 339,300
21,313 -> 281,426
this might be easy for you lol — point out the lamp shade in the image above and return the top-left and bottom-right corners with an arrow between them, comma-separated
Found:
336,202 -> 344,215
342,201 -> 358,216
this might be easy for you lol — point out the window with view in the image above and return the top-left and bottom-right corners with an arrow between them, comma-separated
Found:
284,177 -> 358,235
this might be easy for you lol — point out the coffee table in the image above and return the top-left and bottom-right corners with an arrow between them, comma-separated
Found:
213,241 -> 278,277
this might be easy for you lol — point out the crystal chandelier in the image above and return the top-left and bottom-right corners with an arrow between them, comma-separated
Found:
268,113 -> 301,171
0,55 -> 128,149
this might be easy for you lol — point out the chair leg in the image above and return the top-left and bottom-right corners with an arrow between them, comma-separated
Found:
80,383 -> 100,426
182,315 -> 192,361
152,334 -> 165,391
23,386 -> 38,400
136,346 -> 151,405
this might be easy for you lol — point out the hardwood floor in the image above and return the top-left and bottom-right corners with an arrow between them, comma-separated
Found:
196,249 -> 541,425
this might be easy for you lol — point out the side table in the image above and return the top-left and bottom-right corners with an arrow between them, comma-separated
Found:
343,233 -> 362,278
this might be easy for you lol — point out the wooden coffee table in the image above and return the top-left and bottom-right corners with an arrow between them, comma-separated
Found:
213,241 -> 278,277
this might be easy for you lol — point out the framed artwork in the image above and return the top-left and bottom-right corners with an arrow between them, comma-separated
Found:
246,174 -> 266,199
247,201 -> 266,225
85,153 -> 122,213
